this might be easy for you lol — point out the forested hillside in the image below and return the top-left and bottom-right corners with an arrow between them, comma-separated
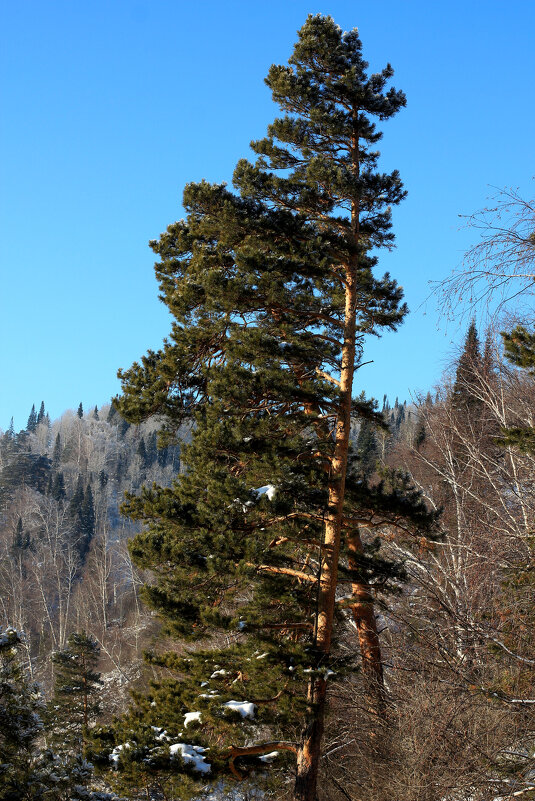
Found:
0,402 -> 180,696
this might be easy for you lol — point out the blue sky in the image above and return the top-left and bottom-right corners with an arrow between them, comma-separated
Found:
1,0 -> 534,430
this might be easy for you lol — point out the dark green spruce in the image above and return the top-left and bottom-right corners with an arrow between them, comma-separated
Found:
451,320 -> 483,412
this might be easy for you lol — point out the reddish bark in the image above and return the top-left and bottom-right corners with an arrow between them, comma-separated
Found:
294,678 -> 327,801
347,527 -> 384,695
294,109 -> 361,801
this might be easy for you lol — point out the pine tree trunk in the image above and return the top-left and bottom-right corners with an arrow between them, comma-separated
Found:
348,531 -> 391,796
294,283 -> 357,799
294,678 -> 327,801
347,527 -> 385,700
294,122 -> 360,801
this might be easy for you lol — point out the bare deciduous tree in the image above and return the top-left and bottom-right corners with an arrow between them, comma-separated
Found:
436,184 -> 535,321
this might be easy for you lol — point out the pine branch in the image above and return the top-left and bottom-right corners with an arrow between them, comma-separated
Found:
227,741 -> 298,780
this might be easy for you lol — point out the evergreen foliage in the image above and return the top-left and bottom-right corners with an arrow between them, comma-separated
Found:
117,417 -> 129,438
12,516 -> 31,553
37,402 -> 46,426
0,628 -> 118,800
26,404 -> 37,433
146,431 -> 158,467
451,320 -> 483,411
69,477 -> 95,560
500,325 -> 535,450
413,417 -> 426,450
69,475 -> 85,520
0,445 -> 51,502
103,14 -> 438,799
52,433 -> 62,467
0,628 -> 45,799
356,418 -> 379,476
49,632 -> 102,756
136,437 -> 148,470
51,472 -> 66,503
80,486 -> 96,553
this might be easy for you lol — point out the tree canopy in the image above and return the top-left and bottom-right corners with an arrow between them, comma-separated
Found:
97,15 -> 438,801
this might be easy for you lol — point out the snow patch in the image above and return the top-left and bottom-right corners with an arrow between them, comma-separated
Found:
223,700 -> 256,719
152,727 -> 171,742
169,742 -> 211,773
184,711 -> 202,727
109,742 -> 131,767
259,751 -> 279,763
255,484 -> 276,501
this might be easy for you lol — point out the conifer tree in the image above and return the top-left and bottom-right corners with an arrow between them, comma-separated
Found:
49,632 -> 102,756
11,516 -> 31,553
69,476 -> 95,561
79,486 -> 96,561
156,443 -> 168,469
355,419 -> 379,477
0,628 -> 44,799
499,325 -> 535,451
77,403 -> 84,419
117,417 -> 129,438
51,472 -> 66,504
26,404 -> 37,433
52,433 -> 62,468
413,416 -> 426,450
0,630 -> 114,801
2,451 -> 51,496
136,437 -> 148,470
146,431 -> 158,467
37,401 -> 46,425
451,320 -> 482,411
101,15 -> 437,800
69,475 -> 85,519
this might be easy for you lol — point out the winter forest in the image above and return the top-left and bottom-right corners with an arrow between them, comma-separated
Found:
3,13 -> 535,801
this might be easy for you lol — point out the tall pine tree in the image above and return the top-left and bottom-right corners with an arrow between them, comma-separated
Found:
101,16 -> 437,801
